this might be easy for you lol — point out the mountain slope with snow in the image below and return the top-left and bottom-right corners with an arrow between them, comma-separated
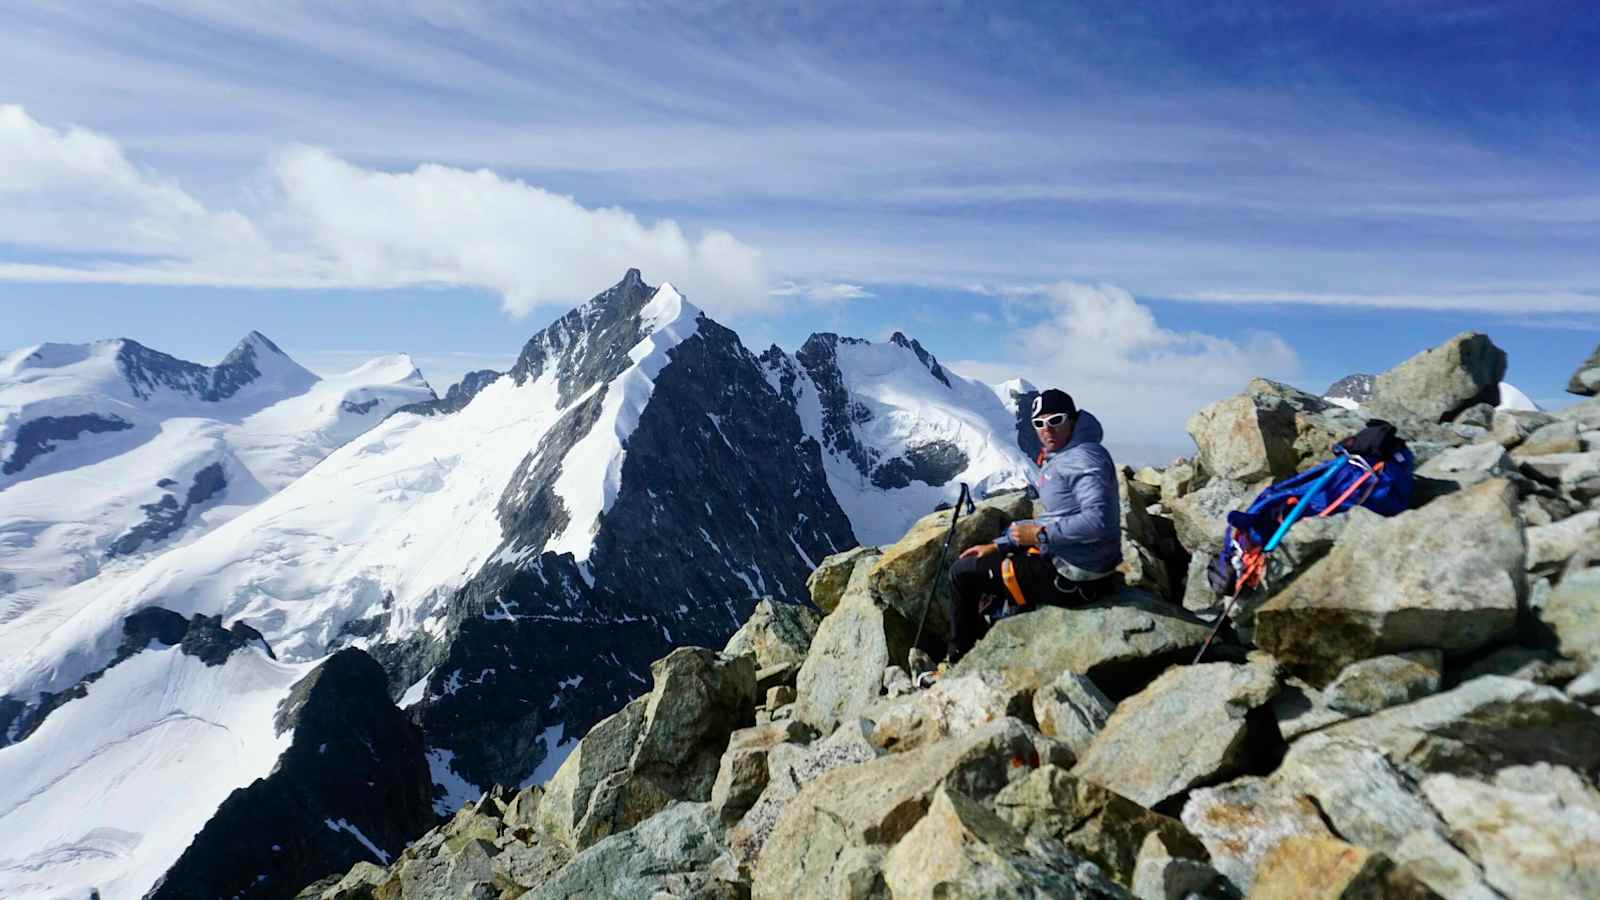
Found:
0,271 -> 1033,899
761,331 -> 1033,544
0,641 -> 310,899
0,335 -> 435,623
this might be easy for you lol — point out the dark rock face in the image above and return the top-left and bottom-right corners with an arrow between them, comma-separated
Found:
870,439 -> 970,489
509,268 -> 656,406
395,275 -> 857,790
493,395 -> 606,561
392,369 -> 500,418
149,649 -> 434,900
116,332 -> 284,402
180,614 -> 276,666
117,607 -> 190,657
1324,373 -> 1376,404
759,345 -> 800,406
107,463 -> 226,557
1,413 -> 133,475
1567,342 -> 1600,396
0,696 -> 24,746
339,397 -> 380,415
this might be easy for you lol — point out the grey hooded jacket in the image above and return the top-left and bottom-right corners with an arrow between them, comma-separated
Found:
993,409 -> 1122,578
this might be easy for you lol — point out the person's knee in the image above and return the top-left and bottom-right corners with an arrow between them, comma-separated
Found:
949,555 -> 977,583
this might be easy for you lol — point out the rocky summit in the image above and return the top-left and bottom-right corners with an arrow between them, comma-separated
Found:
291,331 -> 1600,900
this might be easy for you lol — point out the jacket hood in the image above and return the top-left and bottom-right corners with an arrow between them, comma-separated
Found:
1063,409 -> 1105,451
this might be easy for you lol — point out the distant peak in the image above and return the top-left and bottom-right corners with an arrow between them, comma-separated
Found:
997,377 -> 1037,396
240,331 -> 286,355
221,331 -> 290,369
888,331 -> 951,389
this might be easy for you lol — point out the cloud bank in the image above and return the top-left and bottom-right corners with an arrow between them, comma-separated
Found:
951,281 -> 1302,465
0,106 -> 769,318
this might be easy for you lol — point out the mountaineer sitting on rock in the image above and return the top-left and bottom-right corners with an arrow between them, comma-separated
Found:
946,389 -> 1122,664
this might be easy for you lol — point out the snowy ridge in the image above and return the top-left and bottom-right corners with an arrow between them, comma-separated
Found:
0,645 -> 309,900
0,365 -> 566,898
0,337 -> 435,625
0,366 -> 558,699
547,283 -> 700,561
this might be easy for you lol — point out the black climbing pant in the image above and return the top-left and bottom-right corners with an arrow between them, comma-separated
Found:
946,550 -> 1118,663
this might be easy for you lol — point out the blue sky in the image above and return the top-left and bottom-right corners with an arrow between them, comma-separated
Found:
2,1 -> 1596,462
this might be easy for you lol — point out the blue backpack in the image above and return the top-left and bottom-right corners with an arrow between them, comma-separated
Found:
1209,419 -> 1414,597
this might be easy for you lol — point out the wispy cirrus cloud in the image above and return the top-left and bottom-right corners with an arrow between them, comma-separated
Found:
2,1 -> 1596,322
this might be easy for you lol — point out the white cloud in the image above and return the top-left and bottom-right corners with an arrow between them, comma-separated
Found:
0,106 -> 770,318
0,104 -> 267,257
770,280 -> 874,304
948,281 -> 1302,465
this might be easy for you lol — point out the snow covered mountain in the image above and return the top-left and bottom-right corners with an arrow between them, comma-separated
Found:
0,271 -> 1032,899
0,333 -> 436,625
758,333 -> 1032,544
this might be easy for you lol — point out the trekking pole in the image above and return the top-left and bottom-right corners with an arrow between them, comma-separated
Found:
913,482 -> 975,651
1192,564 -> 1256,665
1192,456 -> 1347,665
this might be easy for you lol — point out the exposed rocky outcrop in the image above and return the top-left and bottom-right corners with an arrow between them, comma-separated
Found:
805,545 -> 880,614
297,334 -> 1600,900
1071,657 -> 1281,810
107,462 -> 227,556
1568,341 -> 1600,396
1371,331 -> 1507,423
392,368 -> 501,418
0,412 -> 132,475
947,594 -> 1213,700
156,649 -> 434,900
722,597 -> 821,669
538,647 -> 755,852
1254,479 -> 1523,684
866,489 -> 1033,645
395,272 -> 856,791
116,331 -> 304,403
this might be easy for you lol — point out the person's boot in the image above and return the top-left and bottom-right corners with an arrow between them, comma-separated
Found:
914,661 -> 949,690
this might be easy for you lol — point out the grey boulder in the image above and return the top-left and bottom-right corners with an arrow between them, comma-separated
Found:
1254,479 -> 1523,684
722,597 -> 821,670
1371,331 -> 1507,424
1071,658 -> 1280,809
